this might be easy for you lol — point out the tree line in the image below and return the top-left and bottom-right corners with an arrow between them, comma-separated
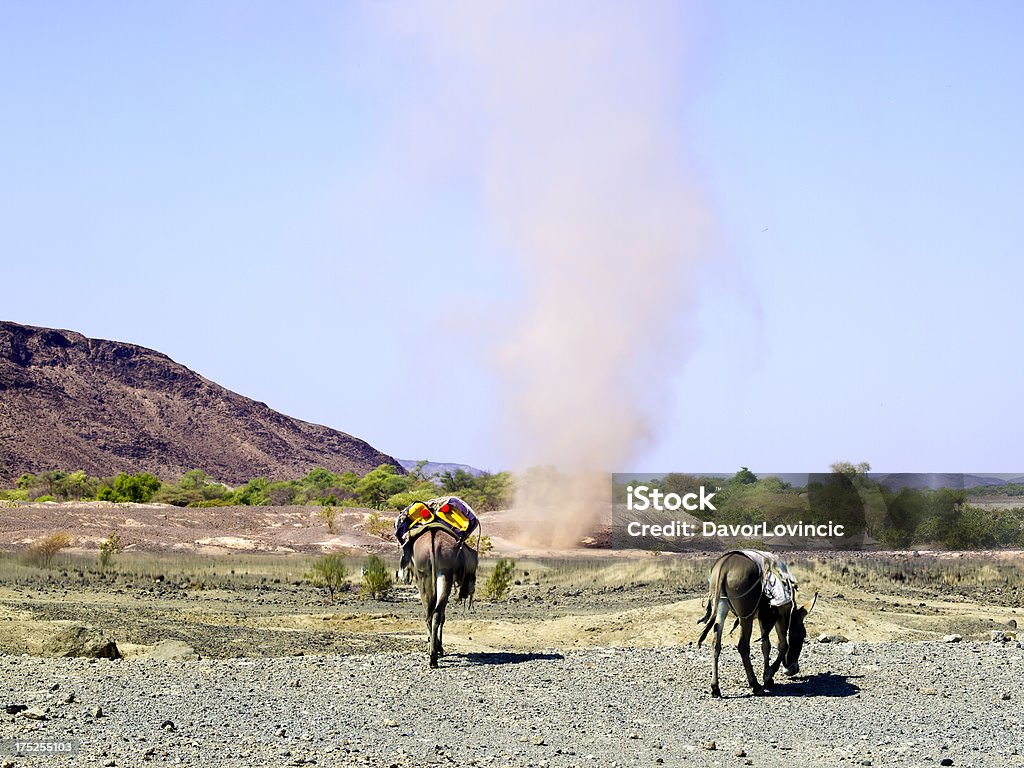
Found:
0,462 -> 514,513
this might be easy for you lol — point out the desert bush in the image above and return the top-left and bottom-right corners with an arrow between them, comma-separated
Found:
188,498 -> 235,508
99,530 -> 124,570
34,495 -> 56,502
365,511 -> 393,540
477,535 -> 494,555
23,532 -> 74,568
307,553 -> 348,600
320,504 -> 338,534
360,554 -> 393,600
480,558 -> 515,601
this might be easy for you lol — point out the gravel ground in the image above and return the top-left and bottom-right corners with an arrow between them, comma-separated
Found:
3,642 -> 1023,768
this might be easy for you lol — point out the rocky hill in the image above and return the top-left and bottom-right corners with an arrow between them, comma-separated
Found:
0,321 -> 402,484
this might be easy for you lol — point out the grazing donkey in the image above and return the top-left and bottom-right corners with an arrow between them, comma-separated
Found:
697,550 -> 817,697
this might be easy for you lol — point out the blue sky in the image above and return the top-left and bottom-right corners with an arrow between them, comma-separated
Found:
1,2 -> 1021,473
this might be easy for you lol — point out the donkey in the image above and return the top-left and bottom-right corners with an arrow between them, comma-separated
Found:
696,551 -> 817,697
411,528 -> 477,668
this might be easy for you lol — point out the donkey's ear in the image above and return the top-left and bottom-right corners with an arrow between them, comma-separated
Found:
801,591 -> 819,615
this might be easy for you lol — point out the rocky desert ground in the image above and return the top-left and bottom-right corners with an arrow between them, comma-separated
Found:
1,502 -> 1023,767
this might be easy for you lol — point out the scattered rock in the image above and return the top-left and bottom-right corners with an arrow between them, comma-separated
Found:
22,706 -> 48,720
919,687 -> 938,695
4,704 -> 27,715
161,719 -> 176,732
735,749 -> 747,757
1001,692 -> 1011,701
990,630 -> 1016,642
63,691 -> 76,704
382,719 -> 398,728
147,640 -> 200,661
42,625 -> 121,659
91,706 -> 104,718
939,759 -> 953,766
703,741 -> 717,751
942,634 -> 963,643
275,727 -> 287,737
817,634 -> 849,644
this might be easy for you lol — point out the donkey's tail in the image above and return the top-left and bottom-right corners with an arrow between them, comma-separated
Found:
428,528 -> 438,614
697,563 -> 728,647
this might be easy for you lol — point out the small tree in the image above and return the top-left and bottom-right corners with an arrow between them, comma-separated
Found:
731,467 -> 758,485
307,553 -> 348,601
23,532 -> 74,568
99,530 -> 124,570
319,504 -> 338,534
477,535 -> 494,555
480,558 -> 515,601
360,554 -> 393,600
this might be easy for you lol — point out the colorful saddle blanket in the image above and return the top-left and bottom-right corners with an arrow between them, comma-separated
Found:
403,499 -> 472,541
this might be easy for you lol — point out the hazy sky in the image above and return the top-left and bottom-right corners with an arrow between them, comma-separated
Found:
2,2 -> 1021,473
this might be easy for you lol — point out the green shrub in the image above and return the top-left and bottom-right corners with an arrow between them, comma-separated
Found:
360,554 -> 393,600
99,530 -> 124,570
96,472 -> 162,503
319,504 -> 339,534
480,558 -> 515,601
34,495 -> 56,502
307,553 -> 349,600
365,511 -> 393,540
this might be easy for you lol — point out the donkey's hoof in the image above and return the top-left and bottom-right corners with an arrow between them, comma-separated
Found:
429,657 -> 439,669
710,685 -> 721,698
752,685 -> 767,696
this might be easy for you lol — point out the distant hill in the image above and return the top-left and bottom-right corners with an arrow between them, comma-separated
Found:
0,321 -> 402,484
398,459 -> 486,478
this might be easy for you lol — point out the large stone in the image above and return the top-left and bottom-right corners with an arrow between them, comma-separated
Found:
147,640 -> 199,661
42,625 -> 121,659
816,633 -> 850,644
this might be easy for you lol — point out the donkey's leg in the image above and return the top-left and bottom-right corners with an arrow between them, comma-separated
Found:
710,599 -> 729,697
736,618 -> 764,695
760,614 -> 775,687
422,574 -> 440,668
768,621 -> 788,679
434,573 -> 450,658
